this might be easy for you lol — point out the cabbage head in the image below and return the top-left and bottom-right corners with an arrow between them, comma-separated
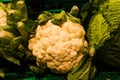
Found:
95,27 -> 120,67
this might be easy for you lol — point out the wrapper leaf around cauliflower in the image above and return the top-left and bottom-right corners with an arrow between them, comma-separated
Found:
28,10 -> 88,73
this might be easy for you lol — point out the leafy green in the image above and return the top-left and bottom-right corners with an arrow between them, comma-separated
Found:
75,0 -> 120,79
102,0 -> 120,32
17,21 -> 29,42
37,6 -> 81,26
86,0 -> 120,56
22,20 -> 38,33
29,65 -> 45,74
67,54 -> 96,80
0,50 -> 21,65
0,2 -> 6,10
95,27 -> 120,67
51,10 -> 67,25
8,36 -> 22,51
87,12 -> 110,56
69,5 -> 79,17
67,13 -> 80,24
37,11 -> 53,25
0,70 -> 5,78
0,30 -> 15,42
93,0 -> 120,31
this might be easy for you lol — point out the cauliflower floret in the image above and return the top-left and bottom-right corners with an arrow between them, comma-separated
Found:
0,10 -> 7,26
28,20 -> 88,73
62,20 -> 85,38
36,21 -> 62,38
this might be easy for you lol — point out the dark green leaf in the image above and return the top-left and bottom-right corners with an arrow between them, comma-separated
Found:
87,12 -> 110,56
38,11 -> 52,25
68,58 -> 94,80
70,5 -> 79,17
67,13 -> 80,24
0,70 -> 5,78
22,20 -> 37,33
29,65 -> 45,74
8,36 -> 22,51
51,10 -> 67,25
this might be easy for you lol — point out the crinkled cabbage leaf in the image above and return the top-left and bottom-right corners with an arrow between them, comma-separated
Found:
87,0 -> 120,56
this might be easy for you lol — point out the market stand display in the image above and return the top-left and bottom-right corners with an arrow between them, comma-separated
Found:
0,0 -> 120,80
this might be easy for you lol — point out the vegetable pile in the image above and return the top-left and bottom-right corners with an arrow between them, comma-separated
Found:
0,0 -> 120,80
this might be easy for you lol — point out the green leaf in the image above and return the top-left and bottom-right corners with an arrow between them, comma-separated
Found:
0,30 -> 15,41
22,20 -> 37,33
102,0 -> 120,32
17,21 -> 29,42
87,12 -> 110,55
38,11 -> 53,25
67,58 -> 94,80
69,5 -> 79,17
69,54 -> 89,74
0,70 -> 5,78
29,65 -> 45,74
0,49 -> 21,65
15,0 -> 28,21
3,53 -> 21,65
0,30 -> 15,47
67,13 -> 80,24
51,10 -> 67,25
67,54 -> 95,80
8,36 -> 22,51
0,2 -> 6,10
86,0 -> 120,57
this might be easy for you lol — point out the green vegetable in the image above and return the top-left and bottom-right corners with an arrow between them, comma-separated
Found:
87,12 -> 110,56
37,11 -> 53,25
102,0 -> 120,32
67,54 -> 96,80
69,5 -> 79,17
51,10 -> 67,25
22,19 -> 37,34
0,70 -> 5,78
86,0 -> 120,56
8,36 -> 22,51
17,21 -> 29,42
95,27 -> 120,67
29,65 -> 45,74
37,6 -> 80,26
0,2 -> 6,10
0,30 -> 15,42
76,0 -> 120,79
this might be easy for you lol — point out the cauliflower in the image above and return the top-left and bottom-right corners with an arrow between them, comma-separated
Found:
0,9 -> 7,26
28,10 -> 88,73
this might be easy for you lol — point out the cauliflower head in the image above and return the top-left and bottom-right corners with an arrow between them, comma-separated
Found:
28,11 -> 88,73
0,9 -> 7,26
